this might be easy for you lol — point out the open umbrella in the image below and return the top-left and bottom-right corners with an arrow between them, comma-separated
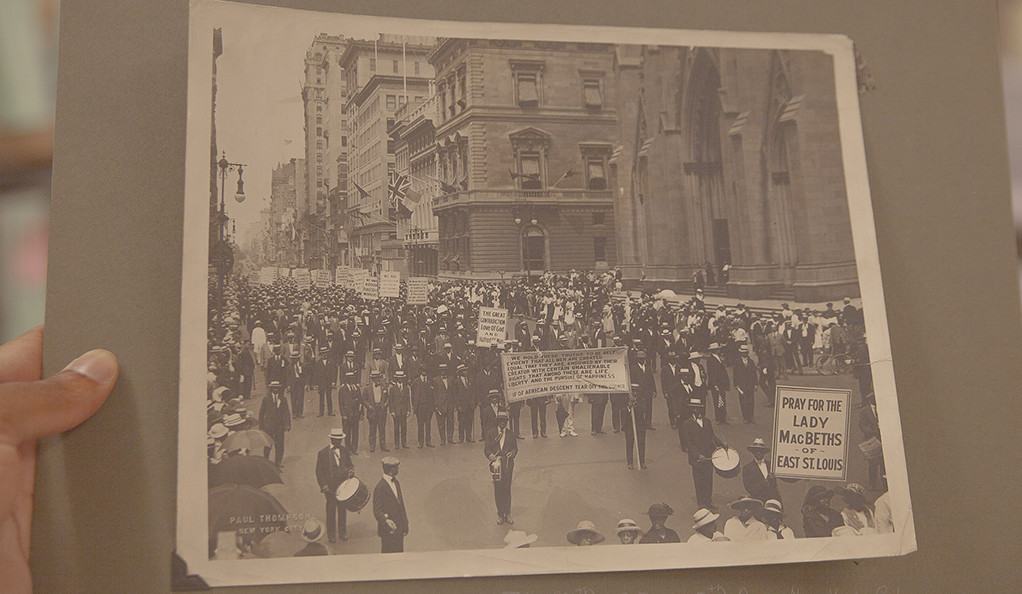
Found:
655,289 -> 677,300
208,483 -> 288,541
209,454 -> 283,489
223,428 -> 274,453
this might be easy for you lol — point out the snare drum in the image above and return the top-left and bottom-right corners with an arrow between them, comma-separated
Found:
711,447 -> 741,479
335,477 -> 370,512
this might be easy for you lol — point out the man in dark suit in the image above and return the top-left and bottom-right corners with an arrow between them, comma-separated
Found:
660,350 -> 685,429
264,344 -> 288,389
454,364 -> 476,443
679,397 -> 724,510
314,346 -> 335,417
362,371 -> 390,453
705,343 -> 731,424
742,437 -> 780,504
433,364 -> 454,445
732,344 -> 759,423
411,367 -> 435,448
389,370 -> 412,449
372,457 -> 408,553
315,428 -> 355,542
339,350 -> 360,385
484,411 -> 518,525
337,371 -> 362,455
258,381 -> 291,466
630,350 -> 657,430
622,382 -> 648,469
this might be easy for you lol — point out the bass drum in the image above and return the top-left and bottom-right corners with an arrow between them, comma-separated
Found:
335,477 -> 370,512
711,447 -> 741,479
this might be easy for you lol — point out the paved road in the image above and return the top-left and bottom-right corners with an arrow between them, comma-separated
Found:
230,356 -> 877,556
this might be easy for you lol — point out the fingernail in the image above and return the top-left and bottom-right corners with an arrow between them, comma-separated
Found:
63,349 -> 118,383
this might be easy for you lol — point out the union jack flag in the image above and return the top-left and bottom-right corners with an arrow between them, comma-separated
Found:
388,171 -> 410,208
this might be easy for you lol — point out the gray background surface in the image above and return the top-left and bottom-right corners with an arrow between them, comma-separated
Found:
36,1 -> 1022,591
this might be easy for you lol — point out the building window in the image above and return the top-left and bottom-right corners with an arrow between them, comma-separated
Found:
317,127 -> 322,137
317,139 -> 323,149
316,115 -> 322,125
586,157 -> 607,190
515,72 -> 539,107
593,212 -> 606,226
341,136 -> 347,147
317,166 -> 323,175
386,95 -> 397,110
317,153 -> 323,163
316,104 -> 322,113
414,61 -> 420,75
583,78 -> 603,108
594,236 -> 607,262
369,58 -> 376,71
518,152 -> 542,190
392,60 -> 399,73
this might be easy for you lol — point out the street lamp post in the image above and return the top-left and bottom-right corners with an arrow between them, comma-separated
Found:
214,151 -> 245,333
513,205 -> 540,284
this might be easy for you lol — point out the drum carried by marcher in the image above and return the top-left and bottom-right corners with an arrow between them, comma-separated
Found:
711,447 -> 741,478
335,477 -> 370,512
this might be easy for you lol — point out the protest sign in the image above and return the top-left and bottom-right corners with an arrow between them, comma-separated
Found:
314,269 -> 332,289
334,266 -> 348,287
293,268 -> 311,291
500,347 -> 630,403
771,386 -> 852,481
406,277 -> 429,305
258,267 -> 276,286
379,271 -> 401,298
476,306 -> 509,348
360,274 -> 379,300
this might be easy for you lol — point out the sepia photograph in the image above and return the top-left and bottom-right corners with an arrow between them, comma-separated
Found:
177,0 -> 913,586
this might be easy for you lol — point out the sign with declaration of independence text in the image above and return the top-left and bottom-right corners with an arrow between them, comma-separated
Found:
475,306 -> 508,348
314,269 -> 332,288
772,386 -> 852,481
406,277 -> 429,304
501,347 -> 630,403
258,266 -> 276,286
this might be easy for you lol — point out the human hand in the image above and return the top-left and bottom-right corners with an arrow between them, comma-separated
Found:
0,327 -> 118,593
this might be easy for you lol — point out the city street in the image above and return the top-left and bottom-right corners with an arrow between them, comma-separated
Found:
236,342 -> 874,555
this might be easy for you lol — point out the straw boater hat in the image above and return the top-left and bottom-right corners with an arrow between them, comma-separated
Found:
729,496 -> 764,511
688,397 -> 704,409
615,519 -> 643,536
689,351 -> 705,359
207,423 -> 228,440
708,342 -> 723,351
496,410 -> 510,422
692,508 -> 720,530
738,344 -> 751,354
268,380 -> 283,391
762,499 -> 784,517
567,520 -> 606,545
747,438 -> 770,453
329,428 -> 346,441
382,456 -> 400,468
301,518 -> 324,543
488,389 -> 502,400
222,413 -> 245,428
503,529 -> 539,549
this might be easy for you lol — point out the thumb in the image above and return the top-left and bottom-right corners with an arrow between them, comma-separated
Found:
0,349 -> 118,443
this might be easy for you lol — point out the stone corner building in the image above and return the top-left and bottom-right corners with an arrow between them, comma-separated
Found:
428,38 -> 619,281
